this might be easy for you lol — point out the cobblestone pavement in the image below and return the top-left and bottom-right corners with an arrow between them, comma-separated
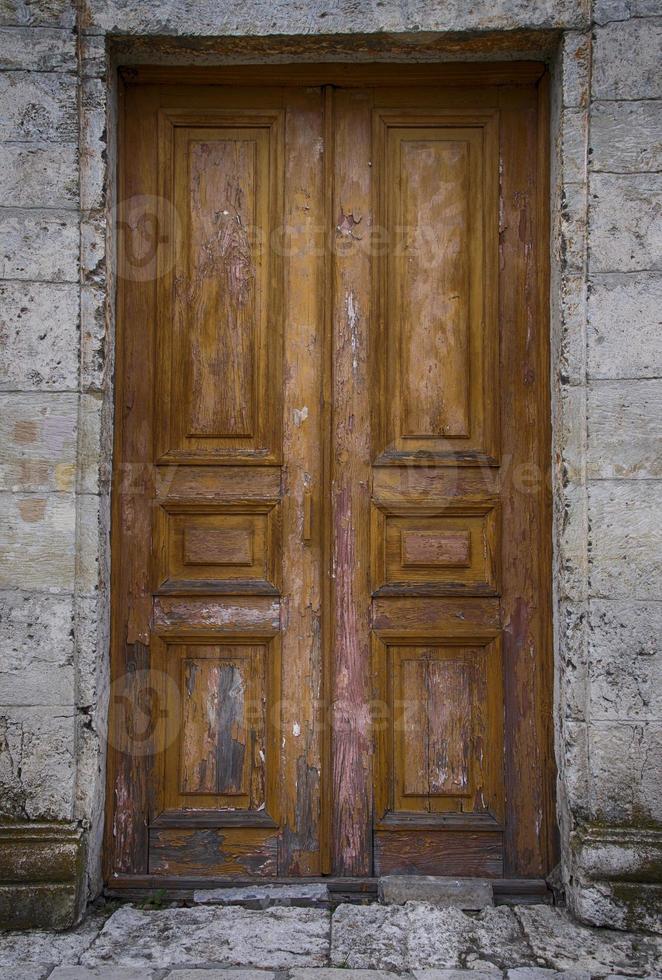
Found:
0,903 -> 660,980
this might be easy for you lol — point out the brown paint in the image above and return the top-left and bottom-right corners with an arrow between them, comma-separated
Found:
106,65 -> 554,887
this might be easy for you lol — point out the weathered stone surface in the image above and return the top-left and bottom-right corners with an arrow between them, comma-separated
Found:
591,100 -> 662,174
507,971 -> 589,980
193,882 -> 329,906
292,972 -> 405,980
75,492 -> 105,595
0,24 -> 75,69
589,174 -> 662,274
592,18 -> 662,100
0,393 -> 77,492
80,76 -> 106,212
378,876 -> 493,910
0,0 -> 75,28
0,70 -> 76,140
516,905 -> 662,976
592,0 -> 630,24
331,904 -> 535,971
0,706 -> 75,819
588,481 -> 662,599
557,272 -> 586,385
0,492 -> 75,590
0,912 -> 102,964
0,589 -> 73,668
557,601 -> 588,722
587,380 -> 662,479
0,142 -> 78,207
0,281 -> 79,391
81,905 -> 330,969
587,273 -> 662,379
589,720 -> 662,822
80,283 -> 107,391
413,972 -> 501,980
558,182 -> 587,275
50,969 -> 157,979
560,108 -> 587,184
556,482 -> 589,601
560,32 -> 591,109
167,972 -> 275,980
80,0 -> 589,35
0,966 -> 51,979
588,599 -> 662,719
0,207 -> 79,282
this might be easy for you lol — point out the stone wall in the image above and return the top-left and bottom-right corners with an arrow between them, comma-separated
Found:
0,0 -> 659,932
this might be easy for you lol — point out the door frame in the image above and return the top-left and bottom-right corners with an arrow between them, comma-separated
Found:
105,60 -> 555,892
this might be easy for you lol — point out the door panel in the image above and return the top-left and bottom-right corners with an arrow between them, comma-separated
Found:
107,68 -> 553,885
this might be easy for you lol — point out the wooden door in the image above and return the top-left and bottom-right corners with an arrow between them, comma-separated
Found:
107,66 -> 554,886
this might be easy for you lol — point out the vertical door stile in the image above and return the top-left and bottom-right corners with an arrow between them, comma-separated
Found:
330,88 -> 374,875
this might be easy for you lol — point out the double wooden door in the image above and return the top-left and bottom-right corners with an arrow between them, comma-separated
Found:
107,65 -> 554,885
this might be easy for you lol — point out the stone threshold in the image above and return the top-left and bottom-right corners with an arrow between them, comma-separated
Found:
0,902 -> 659,979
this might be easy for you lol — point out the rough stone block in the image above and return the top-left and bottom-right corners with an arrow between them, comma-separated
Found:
593,18 -> 662,100
0,911 -> 102,964
516,902 -> 662,975
0,207 -> 79,282
331,903 -> 534,971
557,182 -> 587,274
587,379 -> 662,479
0,590 -> 74,670
0,492 -> 76,590
589,720 -> 662,823
0,25 -> 75,69
50,970 -> 158,979
80,76 -> 107,212
557,272 -> 586,385
80,0 -> 589,36
507,971 -> 589,980
0,706 -> 75,820
589,174 -> 662,274
413,973 -> 501,980
556,482 -> 588,601
588,599 -> 662,720
0,143 -> 78,208
587,273 -> 662,379
560,720 -> 590,820
0,966 -> 52,979
591,100 -> 662,174
80,905 -> 330,969
557,600 -> 589,722
592,0 -> 631,24
560,31 -> 591,109
0,70 -> 76,140
588,481 -> 662,599
292,971 -> 406,980
0,393 -> 78,493
0,0 -> 75,28
560,108 -> 587,184
80,283 -> 107,391
194,882 -> 330,907
0,281 -> 79,391
378,876 -> 493,909
75,492 -> 106,595
79,392 -> 107,494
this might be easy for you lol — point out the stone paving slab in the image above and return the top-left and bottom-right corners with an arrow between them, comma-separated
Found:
80,906 -> 330,970
515,906 -> 662,977
331,904 -> 537,972
1,902 -> 661,979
